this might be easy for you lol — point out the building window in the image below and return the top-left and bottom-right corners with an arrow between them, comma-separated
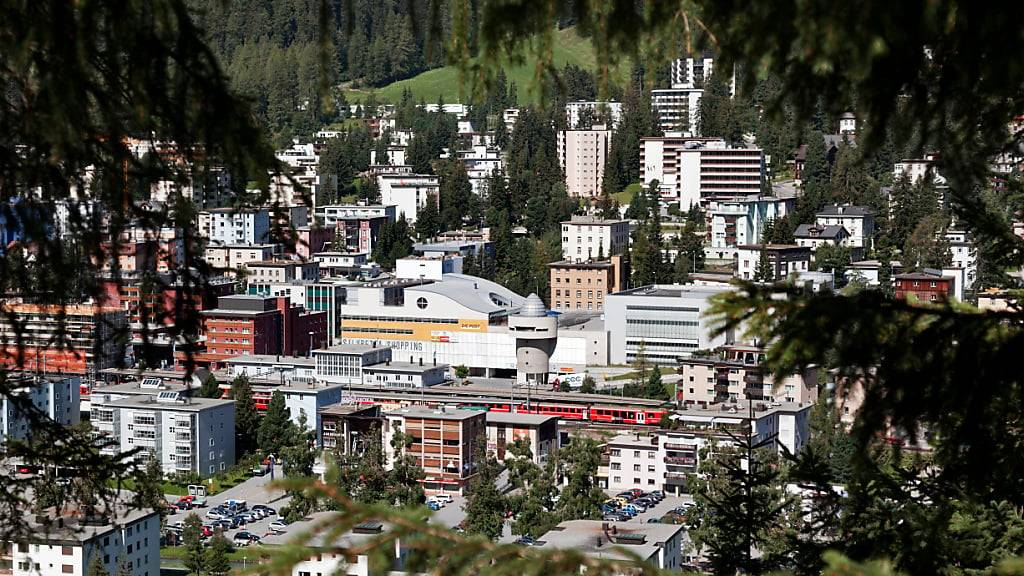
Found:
633,464 -> 641,471
62,566 -> 74,574
62,547 -> 73,556
611,463 -> 621,470
633,450 -> 640,457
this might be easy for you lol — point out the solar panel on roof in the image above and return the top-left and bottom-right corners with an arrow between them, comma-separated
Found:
140,377 -> 163,389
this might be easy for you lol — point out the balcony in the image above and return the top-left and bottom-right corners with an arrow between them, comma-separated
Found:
664,456 -> 696,465
663,442 -> 698,451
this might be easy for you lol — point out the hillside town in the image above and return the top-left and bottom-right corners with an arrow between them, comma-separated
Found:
2,3 -> 1024,576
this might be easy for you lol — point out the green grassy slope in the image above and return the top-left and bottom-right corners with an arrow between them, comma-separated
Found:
342,27 -> 625,105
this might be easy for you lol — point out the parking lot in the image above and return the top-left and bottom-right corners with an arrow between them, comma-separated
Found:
164,465 -> 292,545
601,490 -> 695,523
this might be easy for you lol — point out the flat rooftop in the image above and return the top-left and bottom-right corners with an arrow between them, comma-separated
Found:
385,406 -> 482,421
225,354 -> 316,367
364,361 -> 449,374
562,216 -> 628,226
549,260 -> 615,269
614,284 -> 732,299
536,520 -> 683,563
673,400 -> 811,420
260,512 -> 390,548
318,404 -> 381,417
314,343 -> 391,355
104,395 -> 234,412
606,432 -> 660,449
18,494 -> 160,544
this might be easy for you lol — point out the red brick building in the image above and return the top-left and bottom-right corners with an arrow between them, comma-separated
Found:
186,294 -> 327,369
894,272 -> 955,302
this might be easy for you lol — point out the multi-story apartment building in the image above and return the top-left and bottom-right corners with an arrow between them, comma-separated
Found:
814,204 -> 875,249
705,195 -> 793,261
452,145 -> 503,196
793,224 -> 851,255
319,404 -> 382,455
651,86 -> 704,134
549,256 -> 629,312
484,412 -> 559,465
270,141 -> 334,209
605,284 -> 734,365
557,125 -> 613,197
244,260 -> 320,284
641,135 -> 765,207
2,502 -> 160,576
247,278 -> 349,344
604,401 -> 812,495
894,271 -> 955,302
377,173 -> 440,224
318,204 -> 396,255
671,56 -> 715,88
198,207 -> 271,246
560,215 -> 630,263
311,252 -> 381,280
1,374 -> 80,445
383,406 -> 485,494
91,391 -> 235,477
677,344 -> 818,405
0,304 -> 127,376
290,225 -> 333,259
735,244 -> 812,280
535,520 -> 686,571
203,243 -> 279,272
893,154 -> 944,185
565,101 -> 623,130
944,229 -> 977,291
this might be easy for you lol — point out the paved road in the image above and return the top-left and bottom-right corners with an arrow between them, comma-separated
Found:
164,465 -> 292,544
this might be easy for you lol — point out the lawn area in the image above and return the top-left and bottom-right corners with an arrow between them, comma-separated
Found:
612,182 -> 642,206
342,27 -> 628,105
160,546 -> 267,562
116,460 -> 257,498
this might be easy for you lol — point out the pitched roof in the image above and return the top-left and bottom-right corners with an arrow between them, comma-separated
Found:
794,224 -> 849,239
816,204 -> 874,217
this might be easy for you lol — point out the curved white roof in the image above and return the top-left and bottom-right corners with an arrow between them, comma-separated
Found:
409,273 -> 525,315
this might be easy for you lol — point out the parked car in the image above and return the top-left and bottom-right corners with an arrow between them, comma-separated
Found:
622,504 -> 640,515
615,492 -> 635,501
427,501 -> 442,511
200,526 -> 213,537
211,520 -> 231,531
206,508 -> 226,519
251,465 -> 267,476
232,531 -> 259,546
603,513 -> 628,522
650,490 -> 666,500
253,504 -> 276,516
426,496 -> 447,508
514,536 -> 536,546
646,518 -> 662,524
628,489 -> 644,498
268,520 -> 288,533
433,493 -> 454,504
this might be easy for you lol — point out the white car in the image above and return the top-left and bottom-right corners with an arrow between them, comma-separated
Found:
432,494 -> 454,504
268,520 -> 288,533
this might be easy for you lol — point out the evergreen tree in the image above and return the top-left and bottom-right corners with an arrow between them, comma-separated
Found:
87,554 -> 109,576
230,375 -> 258,456
794,130 -> 831,225
754,249 -> 775,282
198,374 -> 221,399
133,455 -> 166,518
555,435 -> 606,520
462,439 -> 507,540
115,555 -> 132,576
580,375 -> 596,394
257,390 -> 293,457
903,213 -> 952,271
415,194 -> 441,240
673,220 -> 705,283
814,244 -> 853,285
182,513 -> 205,576
645,365 -> 666,399
203,534 -> 233,576
438,160 -> 473,231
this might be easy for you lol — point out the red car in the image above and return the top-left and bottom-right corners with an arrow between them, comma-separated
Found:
629,489 -> 644,498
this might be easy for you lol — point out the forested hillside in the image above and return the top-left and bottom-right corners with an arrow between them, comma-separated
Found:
188,0 -> 448,141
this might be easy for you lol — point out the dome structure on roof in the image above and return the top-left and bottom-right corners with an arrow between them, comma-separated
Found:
519,293 -> 547,317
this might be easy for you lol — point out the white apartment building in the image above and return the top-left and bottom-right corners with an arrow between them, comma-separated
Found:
198,208 -> 270,246
641,134 -> 765,208
605,402 -> 812,494
736,244 -> 812,281
604,284 -> 734,365
452,145 -> 503,196
677,344 -> 818,406
894,154 -> 945,185
815,205 -> 875,249
319,203 -> 396,226
370,145 -> 407,166
671,56 -> 715,88
1,374 -> 80,445
91,391 -> 235,478
561,215 -> 630,262
651,87 -> 704,134
377,173 -> 440,224
362,360 -> 449,389
557,125 -> 612,197
944,229 -> 978,291
705,195 -> 792,261
3,503 -> 160,576
270,140 -> 332,209
565,101 -> 623,129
